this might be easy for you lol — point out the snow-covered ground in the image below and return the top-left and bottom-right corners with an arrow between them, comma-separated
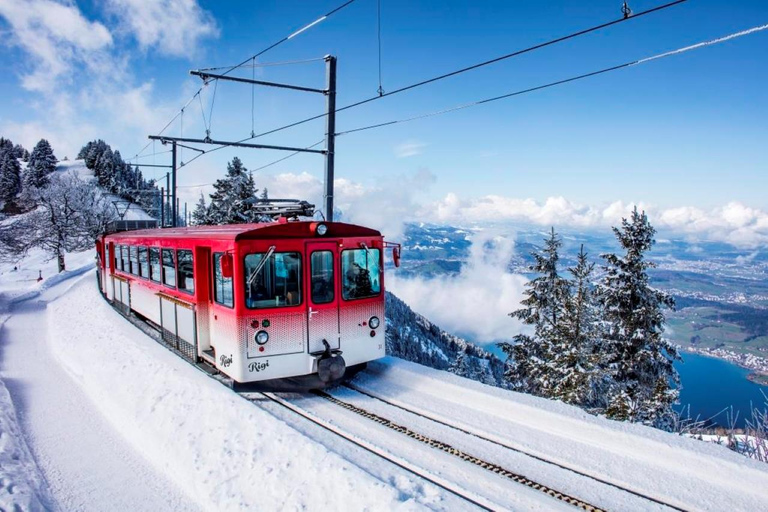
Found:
2,247 -> 768,510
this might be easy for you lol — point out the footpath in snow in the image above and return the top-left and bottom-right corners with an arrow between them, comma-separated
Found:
1,270 -> 200,511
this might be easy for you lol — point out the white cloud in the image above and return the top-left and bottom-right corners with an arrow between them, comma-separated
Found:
388,231 -> 528,344
253,169 -> 435,240
0,0 -> 113,92
242,172 -> 768,249
393,140 -> 426,158
429,194 -> 768,248
0,0 -> 209,158
104,0 -> 218,58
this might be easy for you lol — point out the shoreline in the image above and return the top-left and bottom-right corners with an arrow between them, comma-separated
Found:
746,373 -> 768,387
680,347 -> 768,387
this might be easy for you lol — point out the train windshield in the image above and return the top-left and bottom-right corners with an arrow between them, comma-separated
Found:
342,248 -> 381,300
244,252 -> 301,309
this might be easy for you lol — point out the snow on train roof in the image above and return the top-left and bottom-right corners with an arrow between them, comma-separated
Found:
105,221 -> 382,241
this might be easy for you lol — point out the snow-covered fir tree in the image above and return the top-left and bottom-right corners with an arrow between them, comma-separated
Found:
11,144 -> 26,159
207,157 -> 266,224
77,139 -> 160,217
550,245 -> 603,408
0,150 -> 22,210
24,139 -> 57,189
499,228 -> 569,396
0,137 -> 12,154
597,208 -> 680,429
191,193 -> 209,225
449,350 -> 470,376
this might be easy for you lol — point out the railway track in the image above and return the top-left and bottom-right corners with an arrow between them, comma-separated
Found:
246,387 -> 683,511
343,383 -> 686,512
125,309 -> 681,511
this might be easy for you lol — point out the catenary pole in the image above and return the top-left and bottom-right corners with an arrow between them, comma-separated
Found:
324,55 -> 337,222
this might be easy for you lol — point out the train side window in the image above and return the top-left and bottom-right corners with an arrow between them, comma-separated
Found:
115,245 -> 122,270
243,252 -> 301,309
177,250 -> 194,294
121,245 -> 130,273
213,253 -> 234,307
138,246 -> 149,278
162,249 -> 176,288
149,248 -> 161,282
129,246 -> 139,275
310,251 -> 334,304
341,248 -> 381,300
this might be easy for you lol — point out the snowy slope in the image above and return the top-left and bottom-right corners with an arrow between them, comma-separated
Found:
3,240 -> 768,510
44,275 -> 427,510
54,159 -> 155,221
352,360 -> 768,510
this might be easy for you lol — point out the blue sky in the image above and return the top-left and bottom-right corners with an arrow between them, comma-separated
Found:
1,0 -> 767,241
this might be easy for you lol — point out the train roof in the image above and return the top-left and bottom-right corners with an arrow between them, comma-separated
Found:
104,220 -> 382,242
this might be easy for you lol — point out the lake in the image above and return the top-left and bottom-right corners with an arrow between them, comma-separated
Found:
482,342 -> 767,428
676,352 -> 768,428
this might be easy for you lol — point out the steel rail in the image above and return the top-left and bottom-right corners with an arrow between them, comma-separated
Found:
344,383 -> 687,511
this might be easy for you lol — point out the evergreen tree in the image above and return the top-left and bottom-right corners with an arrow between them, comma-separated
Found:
597,208 -> 679,428
449,350 -> 470,377
24,139 -> 58,189
191,193 -> 209,225
207,157 -> 260,224
0,150 -> 22,208
499,228 -> 569,395
0,137 -> 12,154
550,245 -> 602,407
12,144 -> 26,159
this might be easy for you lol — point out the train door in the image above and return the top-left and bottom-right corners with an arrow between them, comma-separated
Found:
305,241 -> 340,354
194,246 -> 212,358
106,242 -> 115,301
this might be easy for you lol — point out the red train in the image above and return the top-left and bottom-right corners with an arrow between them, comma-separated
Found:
95,219 -> 400,389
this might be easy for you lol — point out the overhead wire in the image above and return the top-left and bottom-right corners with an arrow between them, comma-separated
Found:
336,23 -> 768,136
178,0 -> 689,166
197,57 -> 327,72
176,139 -> 325,188
212,0 -> 358,79
130,0 -> 358,161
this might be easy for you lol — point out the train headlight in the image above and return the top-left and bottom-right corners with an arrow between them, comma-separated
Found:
316,223 -> 328,236
255,330 -> 269,345
369,316 -> 380,329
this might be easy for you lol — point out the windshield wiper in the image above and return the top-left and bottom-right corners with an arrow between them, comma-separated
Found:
247,245 -> 276,288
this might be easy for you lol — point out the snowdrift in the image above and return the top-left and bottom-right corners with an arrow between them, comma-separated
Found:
47,275 -> 421,511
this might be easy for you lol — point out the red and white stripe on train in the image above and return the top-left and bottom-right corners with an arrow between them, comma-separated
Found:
94,219 -> 401,389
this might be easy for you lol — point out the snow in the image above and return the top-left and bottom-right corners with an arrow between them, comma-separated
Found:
2,246 -> 767,510
53,159 -> 154,221
352,359 -> 768,510
0,375 -> 53,511
40,274 -> 424,510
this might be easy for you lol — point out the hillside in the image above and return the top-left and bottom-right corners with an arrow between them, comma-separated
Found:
385,291 -> 509,387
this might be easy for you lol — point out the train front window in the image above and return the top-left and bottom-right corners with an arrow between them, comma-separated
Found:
311,251 -> 334,304
342,248 -> 381,300
244,252 -> 301,309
